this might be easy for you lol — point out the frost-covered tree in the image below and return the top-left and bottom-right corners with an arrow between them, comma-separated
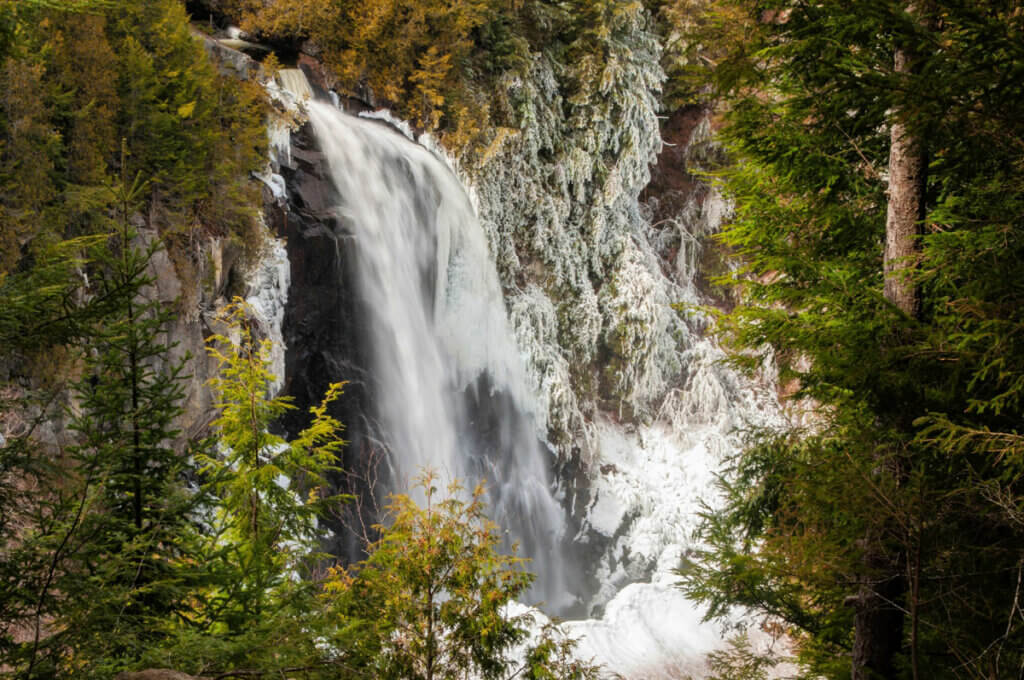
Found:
474,0 -> 684,442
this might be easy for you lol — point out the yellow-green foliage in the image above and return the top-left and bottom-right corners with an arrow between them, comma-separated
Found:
238,0 -> 527,153
204,299 -> 344,565
234,0 -> 672,159
0,0 -> 268,278
645,0 -> 758,109
322,472 -> 601,680
0,57 -> 58,272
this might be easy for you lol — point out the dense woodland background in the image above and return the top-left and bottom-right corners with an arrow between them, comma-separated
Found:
1,1 -> 1023,679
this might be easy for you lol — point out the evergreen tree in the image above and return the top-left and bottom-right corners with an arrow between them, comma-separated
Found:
677,1 -> 1024,678
19,153 -> 211,679
1,0 -> 268,674
322,472 -> 600,680
0,233 -> 117,674
0,53 -> 59,272
183,300 -> 346,675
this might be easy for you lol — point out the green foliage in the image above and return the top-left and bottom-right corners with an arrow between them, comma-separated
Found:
238,0 -> 657,156
518,622 -> 602,680
53,171 -> 207,676
240,0 -> 502,148
109,1 -> 267,248
0,204 -> 120,679
322,472 -> 599,680
0,54 -> 60,271
203,300 -> 345,570
0,0 -> 267,285
0,2 -> 271,655
0,159 -> 216,679
678,1 -> 1024,678
685,633 -> 781,680
180,299 -> 346,673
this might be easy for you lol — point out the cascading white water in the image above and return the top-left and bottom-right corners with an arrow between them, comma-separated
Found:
306,101 -> 573,611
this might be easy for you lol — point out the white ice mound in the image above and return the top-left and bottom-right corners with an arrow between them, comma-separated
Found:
567,583 -> 720,679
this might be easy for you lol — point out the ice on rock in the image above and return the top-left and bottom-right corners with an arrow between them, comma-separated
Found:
599,237 -> 686,418
268,116 -> 293,170
254,168 -> 287,203
359,109 -> 416,140
244,236 -> 290,396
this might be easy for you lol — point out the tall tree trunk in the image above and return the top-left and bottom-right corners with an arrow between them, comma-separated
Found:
851,549 -> 906,680
883,42 -> 928,318
852,7 -> 930,679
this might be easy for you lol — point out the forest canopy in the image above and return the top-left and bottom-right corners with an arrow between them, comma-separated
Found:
217,0 -> 699,153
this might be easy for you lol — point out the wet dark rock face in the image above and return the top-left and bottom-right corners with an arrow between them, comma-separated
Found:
643,104 -> 713,225
268,122 -> 381,561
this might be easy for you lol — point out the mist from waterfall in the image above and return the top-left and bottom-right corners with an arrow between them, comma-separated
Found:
305,101 -> 573,611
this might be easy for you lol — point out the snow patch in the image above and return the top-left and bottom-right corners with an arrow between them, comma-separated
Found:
567,583 -> 719,679
254,168 -> 287,203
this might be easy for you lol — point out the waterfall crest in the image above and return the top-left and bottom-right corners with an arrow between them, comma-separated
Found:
306,101 -> 572,611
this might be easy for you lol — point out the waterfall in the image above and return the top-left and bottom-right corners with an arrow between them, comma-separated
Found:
306,101 -> 573,611
277,69 -> 313,101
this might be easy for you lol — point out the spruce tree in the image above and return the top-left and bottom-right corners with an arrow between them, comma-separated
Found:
676,2 -> 1024,678
0,234 -> 119,675
34,151 -> 211,678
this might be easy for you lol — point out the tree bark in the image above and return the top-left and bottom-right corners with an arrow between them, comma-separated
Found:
851,556 -> 906,680
883,44 -> 927,319
852,7 -> 931,678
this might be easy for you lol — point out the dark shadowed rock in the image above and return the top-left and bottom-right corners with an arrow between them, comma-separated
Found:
269,120 -> 381,562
